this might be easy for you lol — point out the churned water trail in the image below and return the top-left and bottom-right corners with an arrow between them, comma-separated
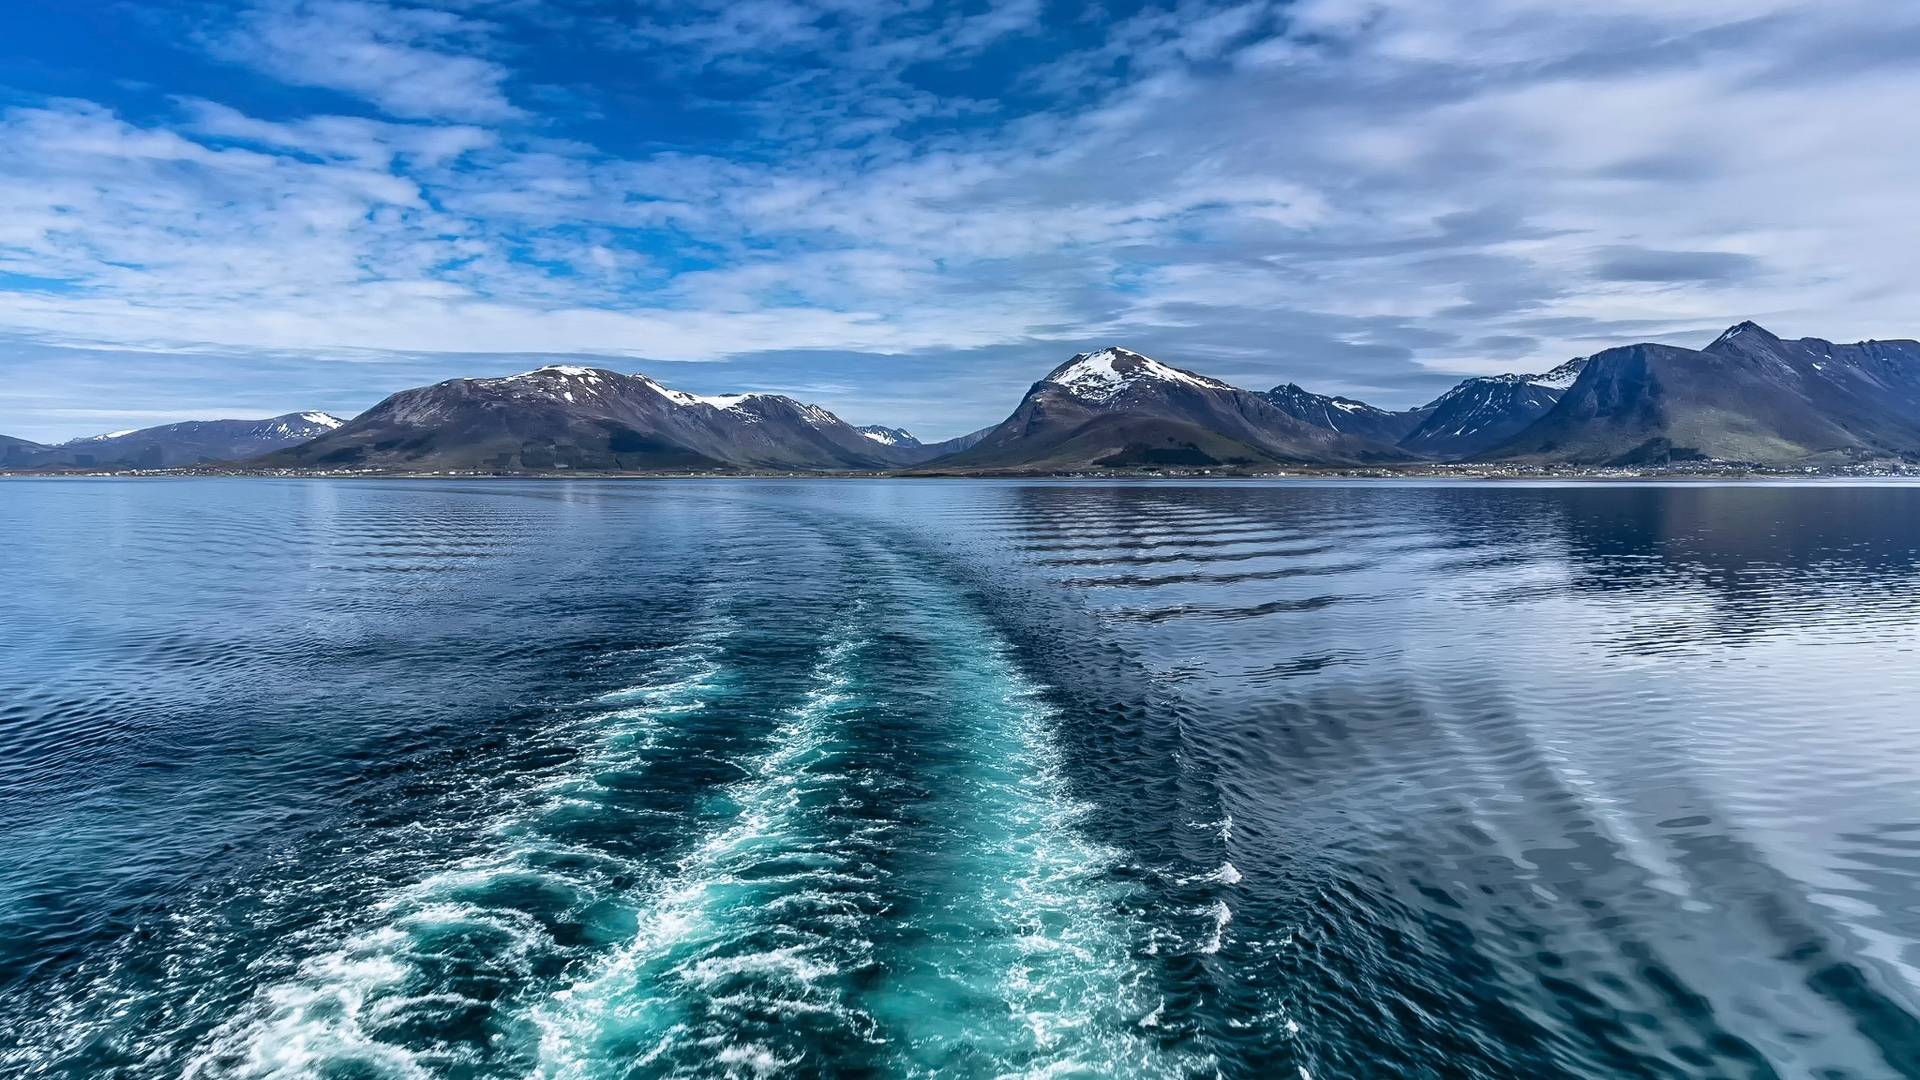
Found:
536,540 -> 1211,1078
848,553 -> 1210,1078
184,622 -> 742,1078
533,619 -> 887,1076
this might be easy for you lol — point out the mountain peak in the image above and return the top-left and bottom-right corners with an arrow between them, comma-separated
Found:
1710,320 -> 1780,349
1527,356 -> 1588,390
506,364 -> 610,380
1043,347 -> 1227,402
857,425 -> 919,447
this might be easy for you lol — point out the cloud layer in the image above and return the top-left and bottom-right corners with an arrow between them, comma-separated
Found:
3,0 -> 1920,439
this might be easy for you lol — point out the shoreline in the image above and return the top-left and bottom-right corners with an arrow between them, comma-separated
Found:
7,464 -> 1920,482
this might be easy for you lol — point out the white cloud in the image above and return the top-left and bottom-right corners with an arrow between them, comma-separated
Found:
184,99 -> 496,167
215,0 -> 520,121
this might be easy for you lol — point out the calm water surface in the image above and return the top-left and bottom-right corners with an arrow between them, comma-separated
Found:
4,478 -> 1920,1078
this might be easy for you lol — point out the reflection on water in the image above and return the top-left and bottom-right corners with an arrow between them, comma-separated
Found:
2,478 -> 1919,1078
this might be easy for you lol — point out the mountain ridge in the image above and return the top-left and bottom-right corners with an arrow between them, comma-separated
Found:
932,347 -> 1414,470
4,412 -> 345,470
1489,325 -> 1920,465
9,324 -> 1920,474
256,365 -> 926,473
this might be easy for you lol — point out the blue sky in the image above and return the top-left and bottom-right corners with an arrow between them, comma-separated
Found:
4,0 -> 1920,441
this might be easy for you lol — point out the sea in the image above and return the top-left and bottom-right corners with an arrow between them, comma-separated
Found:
4,477 -> 1920,1079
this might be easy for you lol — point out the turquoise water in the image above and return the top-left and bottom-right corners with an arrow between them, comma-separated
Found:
5,479 -> 1920,1077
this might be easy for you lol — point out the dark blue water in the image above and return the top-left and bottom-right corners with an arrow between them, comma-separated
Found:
4,479 -> 1920,1078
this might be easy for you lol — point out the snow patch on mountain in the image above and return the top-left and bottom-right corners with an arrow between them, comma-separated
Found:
506,364 -> 603,381
1046,347 -> 1228,402
1709,321 -> 1773,350
264,413 -> 345,438
858,426 -> 917,446
658,386 -> 754,410
1528,358 -> 1587,390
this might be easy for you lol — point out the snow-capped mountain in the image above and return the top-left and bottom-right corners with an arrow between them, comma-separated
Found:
11,412 -> 345,470
1040,347 -> 1234,402
258,365 -> 926,472
64,412 -> 345,449
932,347 -> 1412,470
15,322 -> 1920,475
1150,319 -> 1920,466
1260,383 -> 1429,445
1396,357 -> 1588,460
856,426 -> 919,448
1242,357 -> 1595,462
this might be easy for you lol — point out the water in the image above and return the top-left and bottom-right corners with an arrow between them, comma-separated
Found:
3,479 -> 1920,1079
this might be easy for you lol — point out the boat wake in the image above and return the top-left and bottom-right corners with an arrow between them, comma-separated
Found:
181,541 -> 1213,1078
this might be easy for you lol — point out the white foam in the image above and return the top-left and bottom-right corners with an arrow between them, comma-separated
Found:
714,1043 -> 797,1076
684,946 -> 838,987
1200,900 -> 1233,954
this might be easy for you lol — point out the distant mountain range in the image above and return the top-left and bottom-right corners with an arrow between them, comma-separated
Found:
6,322 -> 1919,474
1494,323 -> 1920,464
1,412 -> 343,470
252,366 -> 986,472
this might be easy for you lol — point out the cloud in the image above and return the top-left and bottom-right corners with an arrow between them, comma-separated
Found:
9,0 -> 1920,440
1591,246 -> 1763,284
214,0 -> 521,121
183,99 -> 496,167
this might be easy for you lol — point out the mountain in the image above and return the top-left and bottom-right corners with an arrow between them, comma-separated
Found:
14,323 -> 1917,476
6,413 -> 344,470
853,424 -> 998,464
1260,383 -> 1429,445
930,347 -> 1413,470
1,434 -> 52,468
1255,360 -> 1587,462
1398,358 -> 1587,461
924,425 -> 994,458
1701,322 -> 1920,450
255,365 -> 922,472
856,425 -> 920,448
1489,323 -> 1920,465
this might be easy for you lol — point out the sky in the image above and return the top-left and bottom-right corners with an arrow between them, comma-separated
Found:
4,0 -> 1920,442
